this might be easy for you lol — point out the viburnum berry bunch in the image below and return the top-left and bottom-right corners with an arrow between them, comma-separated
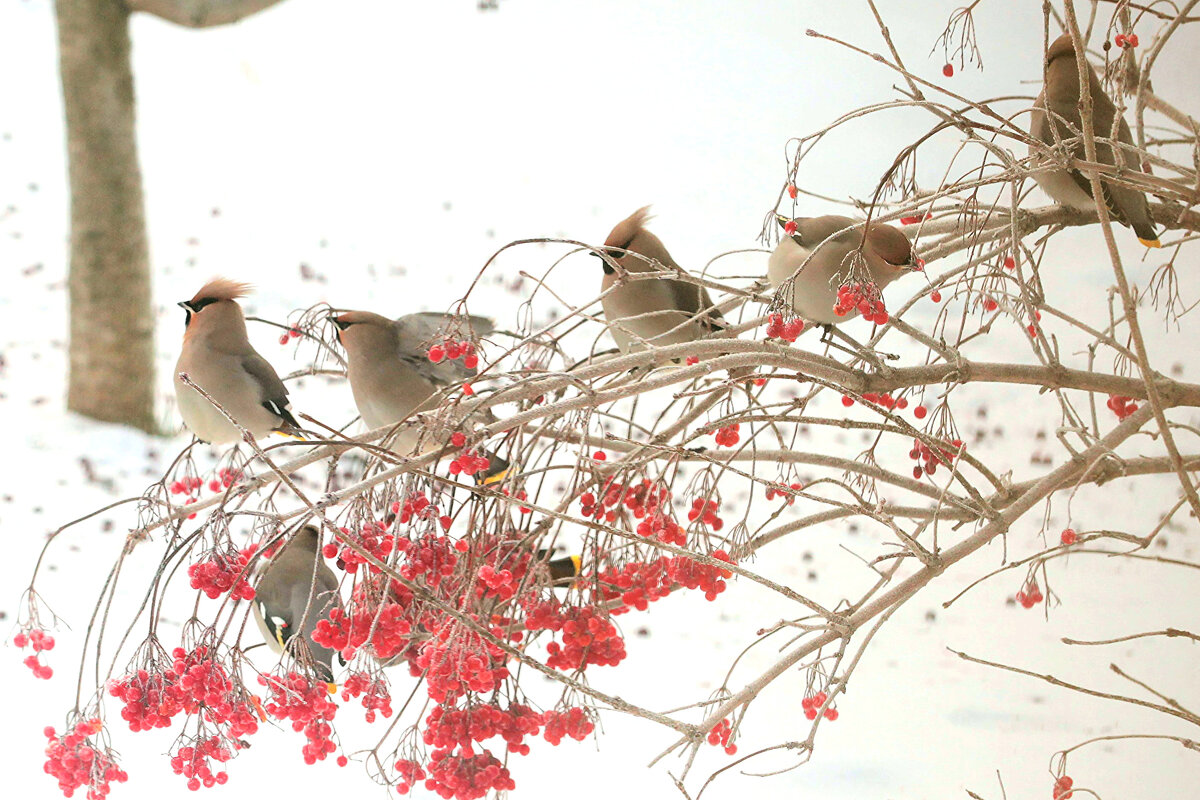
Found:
802,690 -> 838,721
765,311 -> 805,342
834,281 -> 888,324
687,497 -> 725,531
15,626 -> 55,679
706,717 -> 737,755
169,735 -> 234,791
765,481 -> 805,504
339,670 -> 394,722
322,519 -> 393,574
260,671 -> 339,764
1053,774 -> 1075,799
1106,394 -> 1139,420
1016,577 -> 1044,609
712,423 -> 740,447
188,544 -> 257,600
42,718 -> 128,800
427,338 -> 480,370
908,436 -> 963,479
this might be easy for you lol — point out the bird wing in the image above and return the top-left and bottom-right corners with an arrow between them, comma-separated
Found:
665,279 -> 725,331
394,312 -> 495,386
240,352 -> 301,430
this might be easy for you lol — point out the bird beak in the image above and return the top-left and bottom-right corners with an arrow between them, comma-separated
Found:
177,301 -> 193,311
327,314 -> 349,331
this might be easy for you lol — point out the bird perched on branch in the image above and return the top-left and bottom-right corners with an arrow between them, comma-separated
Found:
175,278 -> 303,444
591,207 -> 726,355
252,524 -> 343,689
331,310 -> 510,484
767,215 -> 920,327
1029,33 -> 1160,247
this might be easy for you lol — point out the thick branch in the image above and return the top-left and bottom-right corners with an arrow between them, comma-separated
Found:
126,0 -> 286,27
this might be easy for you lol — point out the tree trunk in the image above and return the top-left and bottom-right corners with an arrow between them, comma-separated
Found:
56,0 -> 157,433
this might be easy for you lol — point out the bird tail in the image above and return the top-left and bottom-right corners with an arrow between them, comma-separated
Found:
536,550 -> 582,584
477,450 -> 511,486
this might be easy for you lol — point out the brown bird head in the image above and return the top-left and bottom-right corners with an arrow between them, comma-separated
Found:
866,224 -> 921,281
328,310 -> 397,361
178,278 -> 252,341
1045,33 -> 1078,66
592,206 -> 677,275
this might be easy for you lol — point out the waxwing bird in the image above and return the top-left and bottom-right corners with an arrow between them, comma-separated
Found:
767,215 -> 919,326
331,310 -> 509,483
175,279 -> 303,444
1029,33 -> 1160,247
252,525 -> 343,688
592,207 -> 726,354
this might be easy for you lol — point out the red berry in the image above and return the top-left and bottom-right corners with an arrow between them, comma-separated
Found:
930,290 -> 942,303
1003,256 -> 1016,270
1128,33 -> 1139,47
1114,34 -> 1126,47
943,63 -> 954,77
427,345 -> 445,363
841,395 -> 854,407
278,334 -> 290,345
1060,528 -> 1077,545
914,405 -> 928,419
787,184 -> 798,199
783,221 -> 798,235
593,451 -> 607,461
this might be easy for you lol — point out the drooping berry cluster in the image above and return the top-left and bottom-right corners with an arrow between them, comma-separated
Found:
322,520 -> 394,574
339,671 -> 394,723
1106,394 -> 1139,420
1053,775 -> 1075,799
1016,578 -> 1044,609
427,339 -> 480,370
687,497 -> 725,531
448,449 -> 492,480
712,423 -> 740,447
188,545 -> 257,601
858,392 -> 910,412
765,311 -> 805,342
205,468 -> 242,494
43,719 -> 128,800
1113,32 -> 1139,48
259,672 -> 338,765
802,690 -> 838,721
169,476 -> 204,497
706,717 -> 737,755
590,550 -> 735,612
765,482 -> 805,505
15,626 -> 55,679
540,606 -> 627,670
278,326 -> 302,346
414,621 -> 512,703
169,735 -> 233,791
579,477 -> 672,527
909,436 -> 963,479
834,281 -> 888,324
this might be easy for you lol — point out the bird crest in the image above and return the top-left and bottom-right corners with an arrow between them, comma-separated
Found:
604,206 -> 654,249
190,277 -> 252,304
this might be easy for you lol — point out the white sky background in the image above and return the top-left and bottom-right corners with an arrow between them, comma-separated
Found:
2,1 -> 1200,799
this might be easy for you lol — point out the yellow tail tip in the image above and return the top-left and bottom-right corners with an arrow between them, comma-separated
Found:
1139,237 -> 1161,248
570,555 -> 582,575
481,468 -> 509,486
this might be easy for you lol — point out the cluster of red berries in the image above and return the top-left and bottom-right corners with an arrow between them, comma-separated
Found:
1053,775 -> 1075,799
1113,32 -> 1139,48
706,717 -> 737,755
394,759 -> 427,795
188,545 -> 257,601
687,497 -> 725,531
423,702 -> 546,755
169,735 -> 233,791
634,507 -> 686,545
1060,528 -> 1078,546
315,600 -> 413,664
843,392 -> 910,412
398,534 -> 460,588
579,477 -> 672,526
477,564 -> 519,600
414,622 -> 511,703
1106,394 -> 1139,420
108,647 -> 261,741
834,282 -> 889,324
540,606 -> 626,670
424,748 -> 515,800
592,551 -> 734,612
427,339 -> 479,370
765,312 -> 806,342
765,482 -> 805,505
542,707 -> 594,746
802,691 -> 839,721
1016,578 -> 1044,609
278,326 -> 302,346
322,520 -> 393,574
259,672 -> 338,765
909,436 -> 963,479
713,424 -> 740,447
206,468 -> 241,493
43,719 -> 128,800
15,627 -> 55,680
1027,309 -> 1043,338
900,212 -> 933,225
169,476 -> 204,497
449,449 -> 492,479
339,672 -> 394,722
393,491 -> 441,525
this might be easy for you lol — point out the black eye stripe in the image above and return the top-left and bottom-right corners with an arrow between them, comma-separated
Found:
191,297 -> 218,312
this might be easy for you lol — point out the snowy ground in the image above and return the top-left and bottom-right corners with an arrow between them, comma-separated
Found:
3,1 -> 1199,798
